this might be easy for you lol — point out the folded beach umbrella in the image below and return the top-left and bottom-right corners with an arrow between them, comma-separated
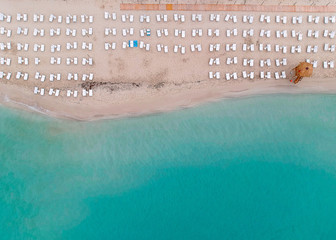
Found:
293,62 -> 313,84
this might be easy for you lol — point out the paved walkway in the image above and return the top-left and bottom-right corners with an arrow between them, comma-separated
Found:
120,3 -> 336,13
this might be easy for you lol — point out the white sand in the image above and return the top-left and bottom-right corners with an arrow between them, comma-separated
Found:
0,0 -> 336,120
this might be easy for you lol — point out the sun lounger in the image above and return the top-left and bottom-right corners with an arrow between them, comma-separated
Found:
49,14 -> 56,22
16,72 -> 22,79
34,87 -> 39,94
190,44 -> 196,52
49,89 -> 54,96
5,72 -> 11,80
104,42 -> 114,50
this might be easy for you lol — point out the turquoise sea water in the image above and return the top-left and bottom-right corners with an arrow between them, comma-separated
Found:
1,94 -> 336,239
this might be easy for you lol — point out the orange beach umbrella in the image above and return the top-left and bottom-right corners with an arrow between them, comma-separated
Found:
293,62 -> 313,84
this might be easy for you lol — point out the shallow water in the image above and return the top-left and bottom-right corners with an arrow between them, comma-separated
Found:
1,94 -> 336,239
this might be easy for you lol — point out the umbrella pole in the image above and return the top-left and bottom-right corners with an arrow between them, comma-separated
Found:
294,76 -> 303,84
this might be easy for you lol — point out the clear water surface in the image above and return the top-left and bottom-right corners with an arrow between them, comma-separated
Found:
1,94 -> 336,239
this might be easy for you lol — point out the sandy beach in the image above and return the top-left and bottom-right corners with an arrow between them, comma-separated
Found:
0,0 -> 336,120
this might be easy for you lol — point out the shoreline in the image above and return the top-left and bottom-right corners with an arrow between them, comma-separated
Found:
1,78 -> 335,121
1,0 -> 336,121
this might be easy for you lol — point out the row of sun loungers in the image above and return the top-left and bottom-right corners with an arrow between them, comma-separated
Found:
2,57 -> 94,66
105,12 -> 336,24
2,27 -> 94,37
2,25 -> 336,40
208,71 -> 287,80
2,12 -> 336,25
2,42 -> 334,55
1,13 -> 93,23
33,87 -> 93,97
2,72 -> 93,81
